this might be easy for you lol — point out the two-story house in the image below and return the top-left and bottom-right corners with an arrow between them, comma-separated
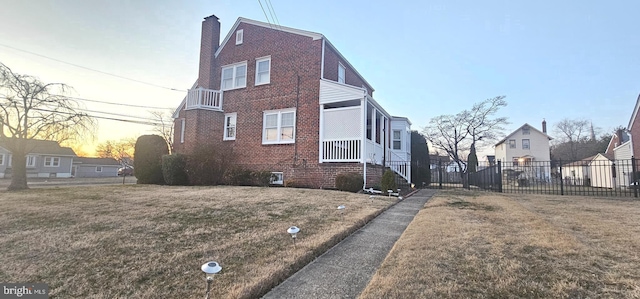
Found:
172,15 -> 411,188
494,121 -> 552,180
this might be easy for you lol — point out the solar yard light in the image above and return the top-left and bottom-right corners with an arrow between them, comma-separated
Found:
287,226 -> 300,246
337,205 -> 346,220
387,189 -> 393,197
201,261 -> 222,299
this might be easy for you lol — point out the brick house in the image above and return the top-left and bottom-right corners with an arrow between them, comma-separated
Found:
172,15 -> 411,189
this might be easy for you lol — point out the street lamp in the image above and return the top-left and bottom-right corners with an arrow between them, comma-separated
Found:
201,261 -> 222,299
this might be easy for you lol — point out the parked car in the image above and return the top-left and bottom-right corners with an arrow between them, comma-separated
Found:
118,166 -> 134,176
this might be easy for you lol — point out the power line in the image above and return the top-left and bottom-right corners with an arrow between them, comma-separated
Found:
67,96 -> 174,110
257,0 -> 274,29
32,107 -> 162,126
266,0 -> 282,29
0,43 -> 187,92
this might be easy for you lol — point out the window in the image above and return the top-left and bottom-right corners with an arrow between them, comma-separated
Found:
26,155 -> 36,167
221,62 -> 247,90
338,63 -> 345,83
263,108 -> 296,144
393,130 -> 402,150
0,154 -> 3,165
235,29 -> 243,45
271,172 -> 284,185
375,111 -> 382,144
522,139 -> 530,149
255,57 -> 271,85
366,104 -> 373,140
522,126 -> 530,135
180,119 -> 185,143
224,113 -> 237,140
44,157 -> 60,167
96,166 -> 103,172
509,139 -> 516,149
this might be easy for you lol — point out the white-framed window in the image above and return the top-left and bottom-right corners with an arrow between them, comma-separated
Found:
522,139 -> 530,149
96,166 -> 103,172
180,119 -> 185,144
393,130 -> 402,150
224,113 -> 237,141
44,157 -> 60,167
338,63 -> 346,83
26,155 -> 36,167
0,154 -> 4,165
235,29 -> 243,45
262,108 -> 296,144
8,154 -> 11,167
271,172 -> 284,185
221,62 -> 247,90
255,56 -> 271,85
509,139 -> 516,149
522,126 -> 530,135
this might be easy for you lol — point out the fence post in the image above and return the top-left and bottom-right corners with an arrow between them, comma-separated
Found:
497,161 -> 502,193
559,159 -> 564,196
438,160 -> 443,189
632,156 -> 638,198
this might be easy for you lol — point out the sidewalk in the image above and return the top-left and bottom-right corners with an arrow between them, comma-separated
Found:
262,189 -> 437,299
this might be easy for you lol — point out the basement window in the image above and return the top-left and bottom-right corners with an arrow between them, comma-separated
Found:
271,172 -> 284,185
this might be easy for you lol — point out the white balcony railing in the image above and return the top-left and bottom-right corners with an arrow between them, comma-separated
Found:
185,88 -> 223,111
322,139 -> 361,162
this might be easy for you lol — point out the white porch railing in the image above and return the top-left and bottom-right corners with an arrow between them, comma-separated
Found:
322,139 -> 361,162
185,88 -> 223,111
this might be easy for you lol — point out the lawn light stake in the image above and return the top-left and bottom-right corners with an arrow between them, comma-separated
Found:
287,226 -> 300,247
337,205 -> 346,220
201,261 -> 222,299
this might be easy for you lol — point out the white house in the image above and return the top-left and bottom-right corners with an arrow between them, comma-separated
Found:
495,122 -> 552,181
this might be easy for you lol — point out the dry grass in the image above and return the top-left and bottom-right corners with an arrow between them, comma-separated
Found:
360,190 -> 640,299
0,185 -> 396,298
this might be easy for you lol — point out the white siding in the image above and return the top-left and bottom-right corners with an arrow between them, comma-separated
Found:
319,79 -> 365,104
589,154 -> 613,188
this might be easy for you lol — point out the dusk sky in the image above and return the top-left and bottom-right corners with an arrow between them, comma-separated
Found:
1,0 -> 638,155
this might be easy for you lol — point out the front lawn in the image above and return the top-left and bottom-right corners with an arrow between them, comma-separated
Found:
0,185 -> 395,298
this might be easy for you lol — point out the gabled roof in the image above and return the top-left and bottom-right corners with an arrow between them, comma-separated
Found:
606,130 -> 630,153
593,152 -> 614,161
74,157 -> 121,166
215,17 -> 374,93
495,123 -> 552,146
563,154 -> 597,167
627,93 -> 640,130
0,139 -> 76,156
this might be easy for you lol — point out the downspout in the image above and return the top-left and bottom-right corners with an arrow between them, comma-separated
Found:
293,74 -> 300,167
362,96 -> 367,190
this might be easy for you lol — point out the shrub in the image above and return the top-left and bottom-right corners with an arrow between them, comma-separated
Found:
284,179 -> 297,188
134,135 -> 169,184
186,143 -> 234,185
381,169 -> 397,194
335,172 -> 363,193
162,154 -> 189,185
224,168 -> 253,186
253,170 -> 274,187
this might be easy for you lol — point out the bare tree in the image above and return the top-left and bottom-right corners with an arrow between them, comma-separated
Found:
0,63 -> 94,190
423,96 -> 508,178
95,138 -> 135,165
150,110 -> 173,154
553,118 -> 590,160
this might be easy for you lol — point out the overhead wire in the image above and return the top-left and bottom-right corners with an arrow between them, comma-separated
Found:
257,0 -> 274,29
266,0 -> 282,29
0,43 -> 187,92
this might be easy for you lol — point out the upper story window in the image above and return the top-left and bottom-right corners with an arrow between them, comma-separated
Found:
224,113 -> 237,141
522,126 -> 530,135
393,130 -> 402,150
522,139 -> 530,149
509,139 -> 516,149
44,157 -> 60,167
338,63 -> 346,83
221,62 -> 247,90
255,57 -> 271,86
263,108 -> 296,144
235,29 -> 243,45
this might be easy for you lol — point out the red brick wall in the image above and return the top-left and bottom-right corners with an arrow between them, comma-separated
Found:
631,114 -> 640,158
322,43 -> 374,96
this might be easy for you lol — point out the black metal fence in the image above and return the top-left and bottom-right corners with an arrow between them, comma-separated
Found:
429,158 -> 640,198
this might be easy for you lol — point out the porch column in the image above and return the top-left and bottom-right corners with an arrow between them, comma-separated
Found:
319,104 -> 325,163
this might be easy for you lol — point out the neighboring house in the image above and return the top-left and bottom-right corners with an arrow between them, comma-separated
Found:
172,15 -> 412,188
73,157 -> 120,178
0,139 -> 76,179
603,93 -> 639,187
495,122 -> 552,181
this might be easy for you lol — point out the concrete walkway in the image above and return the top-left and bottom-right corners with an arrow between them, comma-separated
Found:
262,189 -> 437,299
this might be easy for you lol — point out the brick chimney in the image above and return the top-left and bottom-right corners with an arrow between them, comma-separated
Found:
617,128 -> 625,145
198,15 -> 221,89
542,119 -> 547,134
